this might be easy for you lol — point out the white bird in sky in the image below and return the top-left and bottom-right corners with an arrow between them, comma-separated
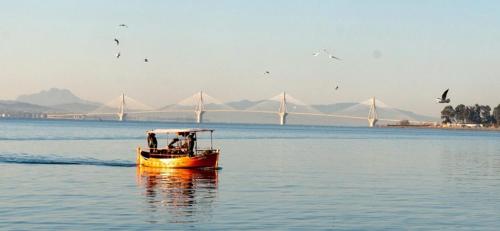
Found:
328,54 -> 341,60
114,38 -> 119,45
118,24 -> 128,28
312,52 -> 321,56
322,49 -> 341,60
116,52 -> 121,59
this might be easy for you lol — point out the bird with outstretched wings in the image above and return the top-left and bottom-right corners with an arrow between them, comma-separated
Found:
436,89 -> 450,103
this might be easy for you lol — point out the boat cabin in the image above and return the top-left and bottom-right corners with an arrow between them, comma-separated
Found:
142,128 -> 216,159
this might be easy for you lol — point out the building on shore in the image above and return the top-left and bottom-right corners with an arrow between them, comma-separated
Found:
0,112 -> 48,119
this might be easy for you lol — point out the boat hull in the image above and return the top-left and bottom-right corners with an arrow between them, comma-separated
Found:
136,147 -> 219,168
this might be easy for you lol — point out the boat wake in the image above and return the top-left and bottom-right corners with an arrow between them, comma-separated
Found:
0,153 -> 136,167
0,136 -> 143,141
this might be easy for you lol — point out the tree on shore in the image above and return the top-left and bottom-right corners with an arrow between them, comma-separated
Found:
480,105 -> 492,124
454,104 -> 466,123
440,105 -> 455,124
442,104 -> 498,127
468,104 -> 481,124
493,104 -> 500,126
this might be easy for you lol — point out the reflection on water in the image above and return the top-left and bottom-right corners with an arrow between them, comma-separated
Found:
136,166 -> 218,223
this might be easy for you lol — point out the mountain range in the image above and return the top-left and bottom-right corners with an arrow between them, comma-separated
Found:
17,88 -> 99,106
13,88 -> 102,113
1,88 -> 438,124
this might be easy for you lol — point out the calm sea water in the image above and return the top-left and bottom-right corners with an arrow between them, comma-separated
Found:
1,119 -> 500,230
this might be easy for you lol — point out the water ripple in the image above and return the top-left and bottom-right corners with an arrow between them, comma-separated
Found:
0,136 -> 144,141
0,153 -> 136,167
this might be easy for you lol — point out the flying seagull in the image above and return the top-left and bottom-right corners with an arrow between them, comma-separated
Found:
116,52 -> 121,59
328,54 -> 341,60
118,24 -> 128,28
144,58 -> 149,62
114,38 -> 119,45
323,49 -> 341,60
335,85 -> 339,90
264,71 -> 270,75
436,89 -> 450,103
312,52 -> 321,56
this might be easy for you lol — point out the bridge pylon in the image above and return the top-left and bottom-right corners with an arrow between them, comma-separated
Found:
195,91 -> 205,123
368,97 -> 378,127
117,93 -> 127,121
278,92 -> 288,125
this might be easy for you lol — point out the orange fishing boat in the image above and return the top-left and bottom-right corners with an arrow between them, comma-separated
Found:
136,128 -> 220,168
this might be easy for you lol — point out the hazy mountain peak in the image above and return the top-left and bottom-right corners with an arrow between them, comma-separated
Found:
16,88 -> 98,107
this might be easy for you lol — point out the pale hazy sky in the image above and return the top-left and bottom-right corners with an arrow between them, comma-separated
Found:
1,0 -> 499,116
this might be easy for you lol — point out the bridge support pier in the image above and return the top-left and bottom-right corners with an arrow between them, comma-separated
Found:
278,91 -> 288,125
195,110 -> 204,123
279,112 -> 288,125
368,97 -> 378,127
118,112 -> 127,121
195,91 -> 205,124
118,93 -> 126,121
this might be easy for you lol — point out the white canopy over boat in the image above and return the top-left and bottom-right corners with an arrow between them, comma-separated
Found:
147,128 -> 214,134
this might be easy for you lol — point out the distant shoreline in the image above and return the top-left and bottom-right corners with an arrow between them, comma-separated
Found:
384,124 -> 500,132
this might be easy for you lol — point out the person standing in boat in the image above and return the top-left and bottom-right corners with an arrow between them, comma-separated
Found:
168,137 -> 179,149
179,132 -> 188,148
147,133 -> 158,153
187,133 -> 196,157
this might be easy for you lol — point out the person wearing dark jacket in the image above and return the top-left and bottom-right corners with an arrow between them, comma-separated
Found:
187,133 -> 196,157
147,133 -> 158,153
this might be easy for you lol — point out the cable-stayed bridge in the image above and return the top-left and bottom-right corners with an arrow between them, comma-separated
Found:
46,91 -> 435,127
